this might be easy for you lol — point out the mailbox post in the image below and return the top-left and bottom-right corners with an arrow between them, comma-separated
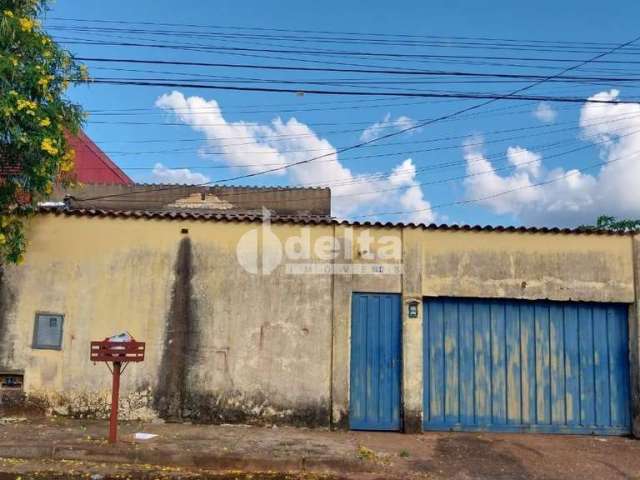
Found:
90,335 -> 145,443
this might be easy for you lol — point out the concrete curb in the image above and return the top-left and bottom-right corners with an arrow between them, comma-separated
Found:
0,443 -> 376,476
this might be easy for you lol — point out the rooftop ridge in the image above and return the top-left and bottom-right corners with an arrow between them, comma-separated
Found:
36,206 -> 632,236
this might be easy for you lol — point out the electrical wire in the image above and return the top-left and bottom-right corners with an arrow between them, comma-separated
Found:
355,148 -> 640,219
56,18 -> 640,219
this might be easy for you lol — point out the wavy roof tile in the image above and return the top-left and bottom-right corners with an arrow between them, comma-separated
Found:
36,206 -> 631,236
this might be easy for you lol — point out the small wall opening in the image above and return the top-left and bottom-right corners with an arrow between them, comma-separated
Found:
0,370 -> 24,405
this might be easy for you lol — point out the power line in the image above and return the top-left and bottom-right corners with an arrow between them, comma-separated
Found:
88,78 -> 640,104
73,138 -> 577,194
74,127 -> 640,207
84,109 -> 640,176
356,148 -> 639,219
76,56 -> 640,80
52,27 -> 640,57
46,17 -> 632,49
48,20 -> 640,55
72,109 -> 640,187
83,67 -> 640,87
86,99 -> 546,123
72,45 -> 640,77
97,110 -> 640,158
72,30 -> 640,209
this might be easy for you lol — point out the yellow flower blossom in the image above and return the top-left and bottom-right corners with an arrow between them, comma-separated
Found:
0,217 -> 9,228
39,117 -> 51,127
3,10 -> 13,17
41,137 -> 58,156
79,65 -> 90,81
16,99 -> 37,111
16,255 -> 24,265
37,75 -> 53,88
60,149 -> 75,173
0,234 -> 5,245
10,57 -> 18,67
18,17 -> 34,32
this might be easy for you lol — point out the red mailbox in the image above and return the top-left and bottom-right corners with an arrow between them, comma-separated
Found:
90,334 -> 145,443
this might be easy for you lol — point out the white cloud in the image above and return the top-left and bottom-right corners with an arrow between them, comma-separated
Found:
387,159 -> 436,224
463,89 -> 640,226
463,139 -> 549,216
577,89 -> 640,219
360,113 -> 418,142
152,163 -> 210,184
506,146 -> 542,178
532,102 -> 558,123
155,91 -> 436,223
156,91 -> 291,174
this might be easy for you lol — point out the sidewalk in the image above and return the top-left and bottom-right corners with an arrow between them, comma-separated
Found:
1,417 -> 640,479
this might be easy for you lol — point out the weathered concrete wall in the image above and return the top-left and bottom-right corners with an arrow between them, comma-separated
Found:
420,230 -> 634,302
330,226 -> 635,430
0,215 -> 636,431
330,225 -> 402,429
0,216 -> 334,425
182,221 -> 334,426
0,216 -> 177,419
401,228 -> 423,433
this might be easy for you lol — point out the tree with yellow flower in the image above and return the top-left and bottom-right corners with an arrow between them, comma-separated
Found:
1,0 -> 86,263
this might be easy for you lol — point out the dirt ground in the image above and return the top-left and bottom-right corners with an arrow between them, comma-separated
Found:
1,417 -> 640,479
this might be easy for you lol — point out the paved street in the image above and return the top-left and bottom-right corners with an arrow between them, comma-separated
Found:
1,418 -> 640,479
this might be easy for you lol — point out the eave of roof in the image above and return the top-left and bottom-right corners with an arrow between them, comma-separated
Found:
36,206 -> 632,236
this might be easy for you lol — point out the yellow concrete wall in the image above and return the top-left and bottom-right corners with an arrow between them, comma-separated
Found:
0,215 -> 336,424
420,229 -> 634,302
0,214 -> 635,427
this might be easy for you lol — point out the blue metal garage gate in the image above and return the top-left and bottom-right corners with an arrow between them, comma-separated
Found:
423,298 -> 631,435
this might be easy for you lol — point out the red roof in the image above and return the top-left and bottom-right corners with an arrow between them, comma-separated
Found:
67,131 -> 133,185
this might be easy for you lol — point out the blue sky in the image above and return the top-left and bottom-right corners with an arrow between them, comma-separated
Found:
43,0 -> 640,226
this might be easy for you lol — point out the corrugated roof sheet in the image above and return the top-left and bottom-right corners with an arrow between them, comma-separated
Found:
36,206 -> 632,236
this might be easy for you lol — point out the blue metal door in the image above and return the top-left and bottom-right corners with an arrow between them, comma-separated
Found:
350,293 -> 402,431
423,298 -> 630,435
